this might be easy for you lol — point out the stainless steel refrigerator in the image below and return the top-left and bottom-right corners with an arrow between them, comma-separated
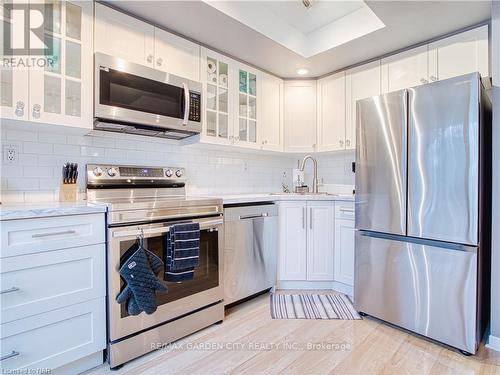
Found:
354,72 -> 491,354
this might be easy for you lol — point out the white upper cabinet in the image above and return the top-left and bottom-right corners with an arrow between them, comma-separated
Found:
284,80 -> 317,153
317,72 -> 346,152
429,25 -> 489,82
29,1 -> 93,128
260,73 -> 283,152
201,48 -> 234,145
153,28 -> 200,81
345,60 -> 381,150
1,2 -> 29,121
95,3 -> 154,67
234,63 -> 260,149
381,45 -> 429,93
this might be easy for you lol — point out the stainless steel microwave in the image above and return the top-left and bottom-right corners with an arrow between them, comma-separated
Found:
94,53 -> 202,139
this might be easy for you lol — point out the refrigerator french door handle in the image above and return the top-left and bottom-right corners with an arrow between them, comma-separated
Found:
358,230 -> 477,253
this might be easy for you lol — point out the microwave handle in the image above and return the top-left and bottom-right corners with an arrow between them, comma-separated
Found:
182,83 -> 190,126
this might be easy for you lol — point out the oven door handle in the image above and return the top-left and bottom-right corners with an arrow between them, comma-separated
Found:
182,83 -> 190,126
112,218 -> 223,238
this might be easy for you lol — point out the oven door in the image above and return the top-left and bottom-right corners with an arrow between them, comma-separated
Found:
94,53 -> 202,133
108,215 -> 223,342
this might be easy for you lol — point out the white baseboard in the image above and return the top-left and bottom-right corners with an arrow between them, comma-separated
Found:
276,280 -> 353,296
487,334 -> 500,352
52,351 -> 104,375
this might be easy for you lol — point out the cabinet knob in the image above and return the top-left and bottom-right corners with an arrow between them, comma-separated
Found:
420,78 -> 428,84
430,75 -> 438,82
32,104 -> 41,119
15,101 -> 24,117
157,58 -> 163,66
339,140 -> 344,147
346,139 -> 351,147
146,54 -> 153,63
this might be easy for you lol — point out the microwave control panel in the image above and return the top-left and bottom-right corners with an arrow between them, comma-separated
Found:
188,91 -> 201,122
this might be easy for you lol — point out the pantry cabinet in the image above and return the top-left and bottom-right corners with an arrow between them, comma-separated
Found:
1,0 -> 93,128
381,45 -> 429,93
284,80 -> 317,153
317,72 -> 346,152
260,73 -> 284,152
95,3 -> 201,81
278,201 -> 334,281
428,25 -> 489,82
345,61 -> 381,151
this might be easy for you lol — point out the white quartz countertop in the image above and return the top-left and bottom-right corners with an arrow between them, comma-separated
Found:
0,201 -> 107,221
204,193 -> 355,205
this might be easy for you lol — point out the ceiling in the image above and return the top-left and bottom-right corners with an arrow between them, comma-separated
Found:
109,0 -> 491,78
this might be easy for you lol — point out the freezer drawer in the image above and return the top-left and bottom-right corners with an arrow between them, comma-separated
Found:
355,90 -> 407,235
354,231 -> 478,353
408,73 -> 480,245
223,204 -> 278,305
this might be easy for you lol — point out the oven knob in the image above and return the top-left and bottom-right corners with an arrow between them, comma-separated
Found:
93,167 -> 103,177
107,167 -> 118,177
175,169 -> 183,177
165,169 -> 173,177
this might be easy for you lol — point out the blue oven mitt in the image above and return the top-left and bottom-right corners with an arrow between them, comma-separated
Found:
116,245 -> 167,315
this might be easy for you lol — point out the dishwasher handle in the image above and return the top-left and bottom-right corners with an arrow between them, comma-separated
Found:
239,213 -> 269,220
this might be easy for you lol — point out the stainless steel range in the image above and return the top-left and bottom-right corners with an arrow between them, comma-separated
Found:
86,164 -> 224,369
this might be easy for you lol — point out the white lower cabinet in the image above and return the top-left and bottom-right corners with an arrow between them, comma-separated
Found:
278,202 -> 307,280
278,201 -> 334,281
306,202 -> 335,281
0,213 -> 106,373
278,200 -> 355,291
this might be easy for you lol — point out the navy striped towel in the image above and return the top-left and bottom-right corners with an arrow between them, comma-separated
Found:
164,222 -> 200,282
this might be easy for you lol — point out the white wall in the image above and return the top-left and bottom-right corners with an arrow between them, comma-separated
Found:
0,121 -> 353,203
489,0 -> 500,351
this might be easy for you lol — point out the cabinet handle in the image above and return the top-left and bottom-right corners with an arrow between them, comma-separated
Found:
302,207 -> 305,229
32,104 -> 41,119
15,101 -> 24,117
0,351 -> 19,361
346,139 -> 351,147
430,75 -> 437,82
157,57 -> 163,66
420,78 -> 428,84
339,140 -> 344,147
0,287 -> 19,294
146,54 -> 153,63
340,208 -> 355,214
309,208 -> 313,230
32,229 -> 76,238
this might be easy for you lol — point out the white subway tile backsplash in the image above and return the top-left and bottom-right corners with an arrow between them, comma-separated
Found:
24,142 -> 53,154
1,123 -> 353,203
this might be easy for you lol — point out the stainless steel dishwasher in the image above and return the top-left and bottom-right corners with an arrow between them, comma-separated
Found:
223,203 -> 278,305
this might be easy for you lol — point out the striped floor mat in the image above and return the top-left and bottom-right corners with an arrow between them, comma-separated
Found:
270,293 -> 362,320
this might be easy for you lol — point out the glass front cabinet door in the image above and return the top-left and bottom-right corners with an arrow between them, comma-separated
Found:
28,0 -> 93,128
201,48 -> 234,145
235,64 -> 259,148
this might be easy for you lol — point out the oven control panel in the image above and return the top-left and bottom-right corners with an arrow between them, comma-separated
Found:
188,91 -> 201,122
87,164 -> 186,185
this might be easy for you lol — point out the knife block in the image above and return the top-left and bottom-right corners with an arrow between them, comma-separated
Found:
59,183 -> 78,202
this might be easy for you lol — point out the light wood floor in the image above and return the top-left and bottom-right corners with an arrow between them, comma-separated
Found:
87,293 -> 500,375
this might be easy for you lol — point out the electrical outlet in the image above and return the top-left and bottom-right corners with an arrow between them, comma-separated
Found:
3,144 -> 19,164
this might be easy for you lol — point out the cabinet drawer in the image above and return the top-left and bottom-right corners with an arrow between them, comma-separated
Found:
0,244 -> 106,323
335,202 -> 355,220
0,298 -> 106,372
1,214 -> 105,258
